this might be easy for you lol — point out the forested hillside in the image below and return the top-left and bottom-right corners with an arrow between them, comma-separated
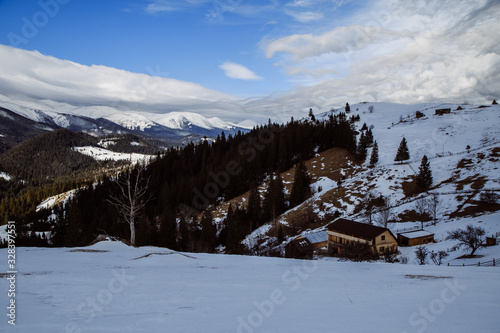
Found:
0,129 -> 128,226
40,113 -> 358,250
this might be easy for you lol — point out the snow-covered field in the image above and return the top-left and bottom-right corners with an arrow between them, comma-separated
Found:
0,240 -> 499,332
72,146 -> 152,163
0,172 -> 12,181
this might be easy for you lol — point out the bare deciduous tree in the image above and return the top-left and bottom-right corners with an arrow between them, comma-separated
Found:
446,224 -> 485,256
415,197 -> 430,229
108,163 -> 152,246
428,194 -> 442,225
376,196 -> 393,229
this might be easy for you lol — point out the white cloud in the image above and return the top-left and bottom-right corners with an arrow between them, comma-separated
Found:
0,44 -> 259,121
145,0 -> 210,14
285,10 -> 324,23
261,0 -> 500,108
219,61 -> 263,80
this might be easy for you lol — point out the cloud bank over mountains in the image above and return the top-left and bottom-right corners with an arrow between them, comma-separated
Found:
0,0 -> 498,124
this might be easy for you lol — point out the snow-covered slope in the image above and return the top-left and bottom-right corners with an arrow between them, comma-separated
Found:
0,241 -> 498,332
239,102 -> 500,253
72,146 -> 152,163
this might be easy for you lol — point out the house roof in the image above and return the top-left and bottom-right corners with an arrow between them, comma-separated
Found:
398,230 -> 434,239
327,218 -> 392,241
301,231 -> 328,244
290,238 -> 314,252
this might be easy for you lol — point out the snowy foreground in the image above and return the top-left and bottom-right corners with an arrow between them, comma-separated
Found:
1,241 -> 499,333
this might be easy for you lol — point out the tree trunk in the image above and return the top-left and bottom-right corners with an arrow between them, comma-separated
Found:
130,214 -> 135,247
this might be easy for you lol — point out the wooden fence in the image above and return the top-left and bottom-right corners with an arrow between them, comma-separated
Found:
447,257 -> 500,267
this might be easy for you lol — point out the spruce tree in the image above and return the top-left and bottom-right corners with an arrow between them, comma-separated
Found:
200,210 -> 217,252
493,99 -> 498,105
355,134 -> 367,162
247,186 -> 262,228
365,128 -> 374,146
394,137 -> 410,163
289,161 -> 312,208
308,108 -> 316,121
416,155 -> 433,190
369,141 -> 379,166
345,102 -> 351,113
263,173 -> 287,221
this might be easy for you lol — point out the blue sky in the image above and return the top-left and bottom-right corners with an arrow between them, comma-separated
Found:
0,0 -> 498,122
0,0 -> 361,98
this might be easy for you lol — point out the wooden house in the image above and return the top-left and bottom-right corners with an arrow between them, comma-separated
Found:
327,218 -> 397,255
397,230 -> 434,247
435,108 -> 451,115
299,231 -> 328,250
285,238 -> 314,259
485,236 -> 497,246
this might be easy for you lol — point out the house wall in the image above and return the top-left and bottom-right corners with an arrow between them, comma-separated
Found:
397,234 -> 434,246
373,230 -> 398,253
328,230 -> 397,254
312,241 -> 328,250
328,231 -> 372,246
408,235 -> 434,247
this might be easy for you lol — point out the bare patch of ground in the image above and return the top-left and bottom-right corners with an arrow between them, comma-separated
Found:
68,249 -> 109,253
405,275 -> 452,280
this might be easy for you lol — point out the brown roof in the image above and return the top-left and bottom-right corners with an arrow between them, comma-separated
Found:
290,238 -> 314,252
327,218 -> 391,241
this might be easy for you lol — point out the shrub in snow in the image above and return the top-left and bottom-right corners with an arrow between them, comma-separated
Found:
415,245 -> 428,265
480,190 -> 499,204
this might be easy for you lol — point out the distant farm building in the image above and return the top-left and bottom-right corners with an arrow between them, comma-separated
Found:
327,218 -> 397,255
485,236 -> 497,246
397,230 -> 434,247
300,230 -> 328,250
435,108 -> 451,115
285,231 -> 328,259
285,238 -> 313,259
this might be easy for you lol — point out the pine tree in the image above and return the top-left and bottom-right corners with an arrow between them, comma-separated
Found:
365,128 -> 374,146
394,137 -> 410,163
345,102 -> 351,113
200,210 -> 217,252
247,186 -> 262,228
308,108 -> 316,122
493,100 -> 498,105
263,173 -> 287,221
355,134 -> 367,162
369,141 -> 379,166
289,161 -> 312,208
416,155 -> 433,190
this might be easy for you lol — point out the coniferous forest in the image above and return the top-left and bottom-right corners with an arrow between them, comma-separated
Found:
7,113 -> 358,252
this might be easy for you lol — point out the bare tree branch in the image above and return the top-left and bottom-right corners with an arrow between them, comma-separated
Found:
107,163 -> 153,246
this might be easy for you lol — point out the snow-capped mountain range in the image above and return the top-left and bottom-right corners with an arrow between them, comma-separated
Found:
0,97 -> 255,144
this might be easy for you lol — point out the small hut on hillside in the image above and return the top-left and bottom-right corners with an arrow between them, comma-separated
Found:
397,230 -> 434,247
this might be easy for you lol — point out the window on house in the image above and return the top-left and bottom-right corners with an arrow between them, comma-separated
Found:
380,246 -> 385,253
381,235 -> 385,241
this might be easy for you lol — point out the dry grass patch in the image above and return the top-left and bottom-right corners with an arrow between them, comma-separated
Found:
68,249 -> 109,253
405,275 -> 452,280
